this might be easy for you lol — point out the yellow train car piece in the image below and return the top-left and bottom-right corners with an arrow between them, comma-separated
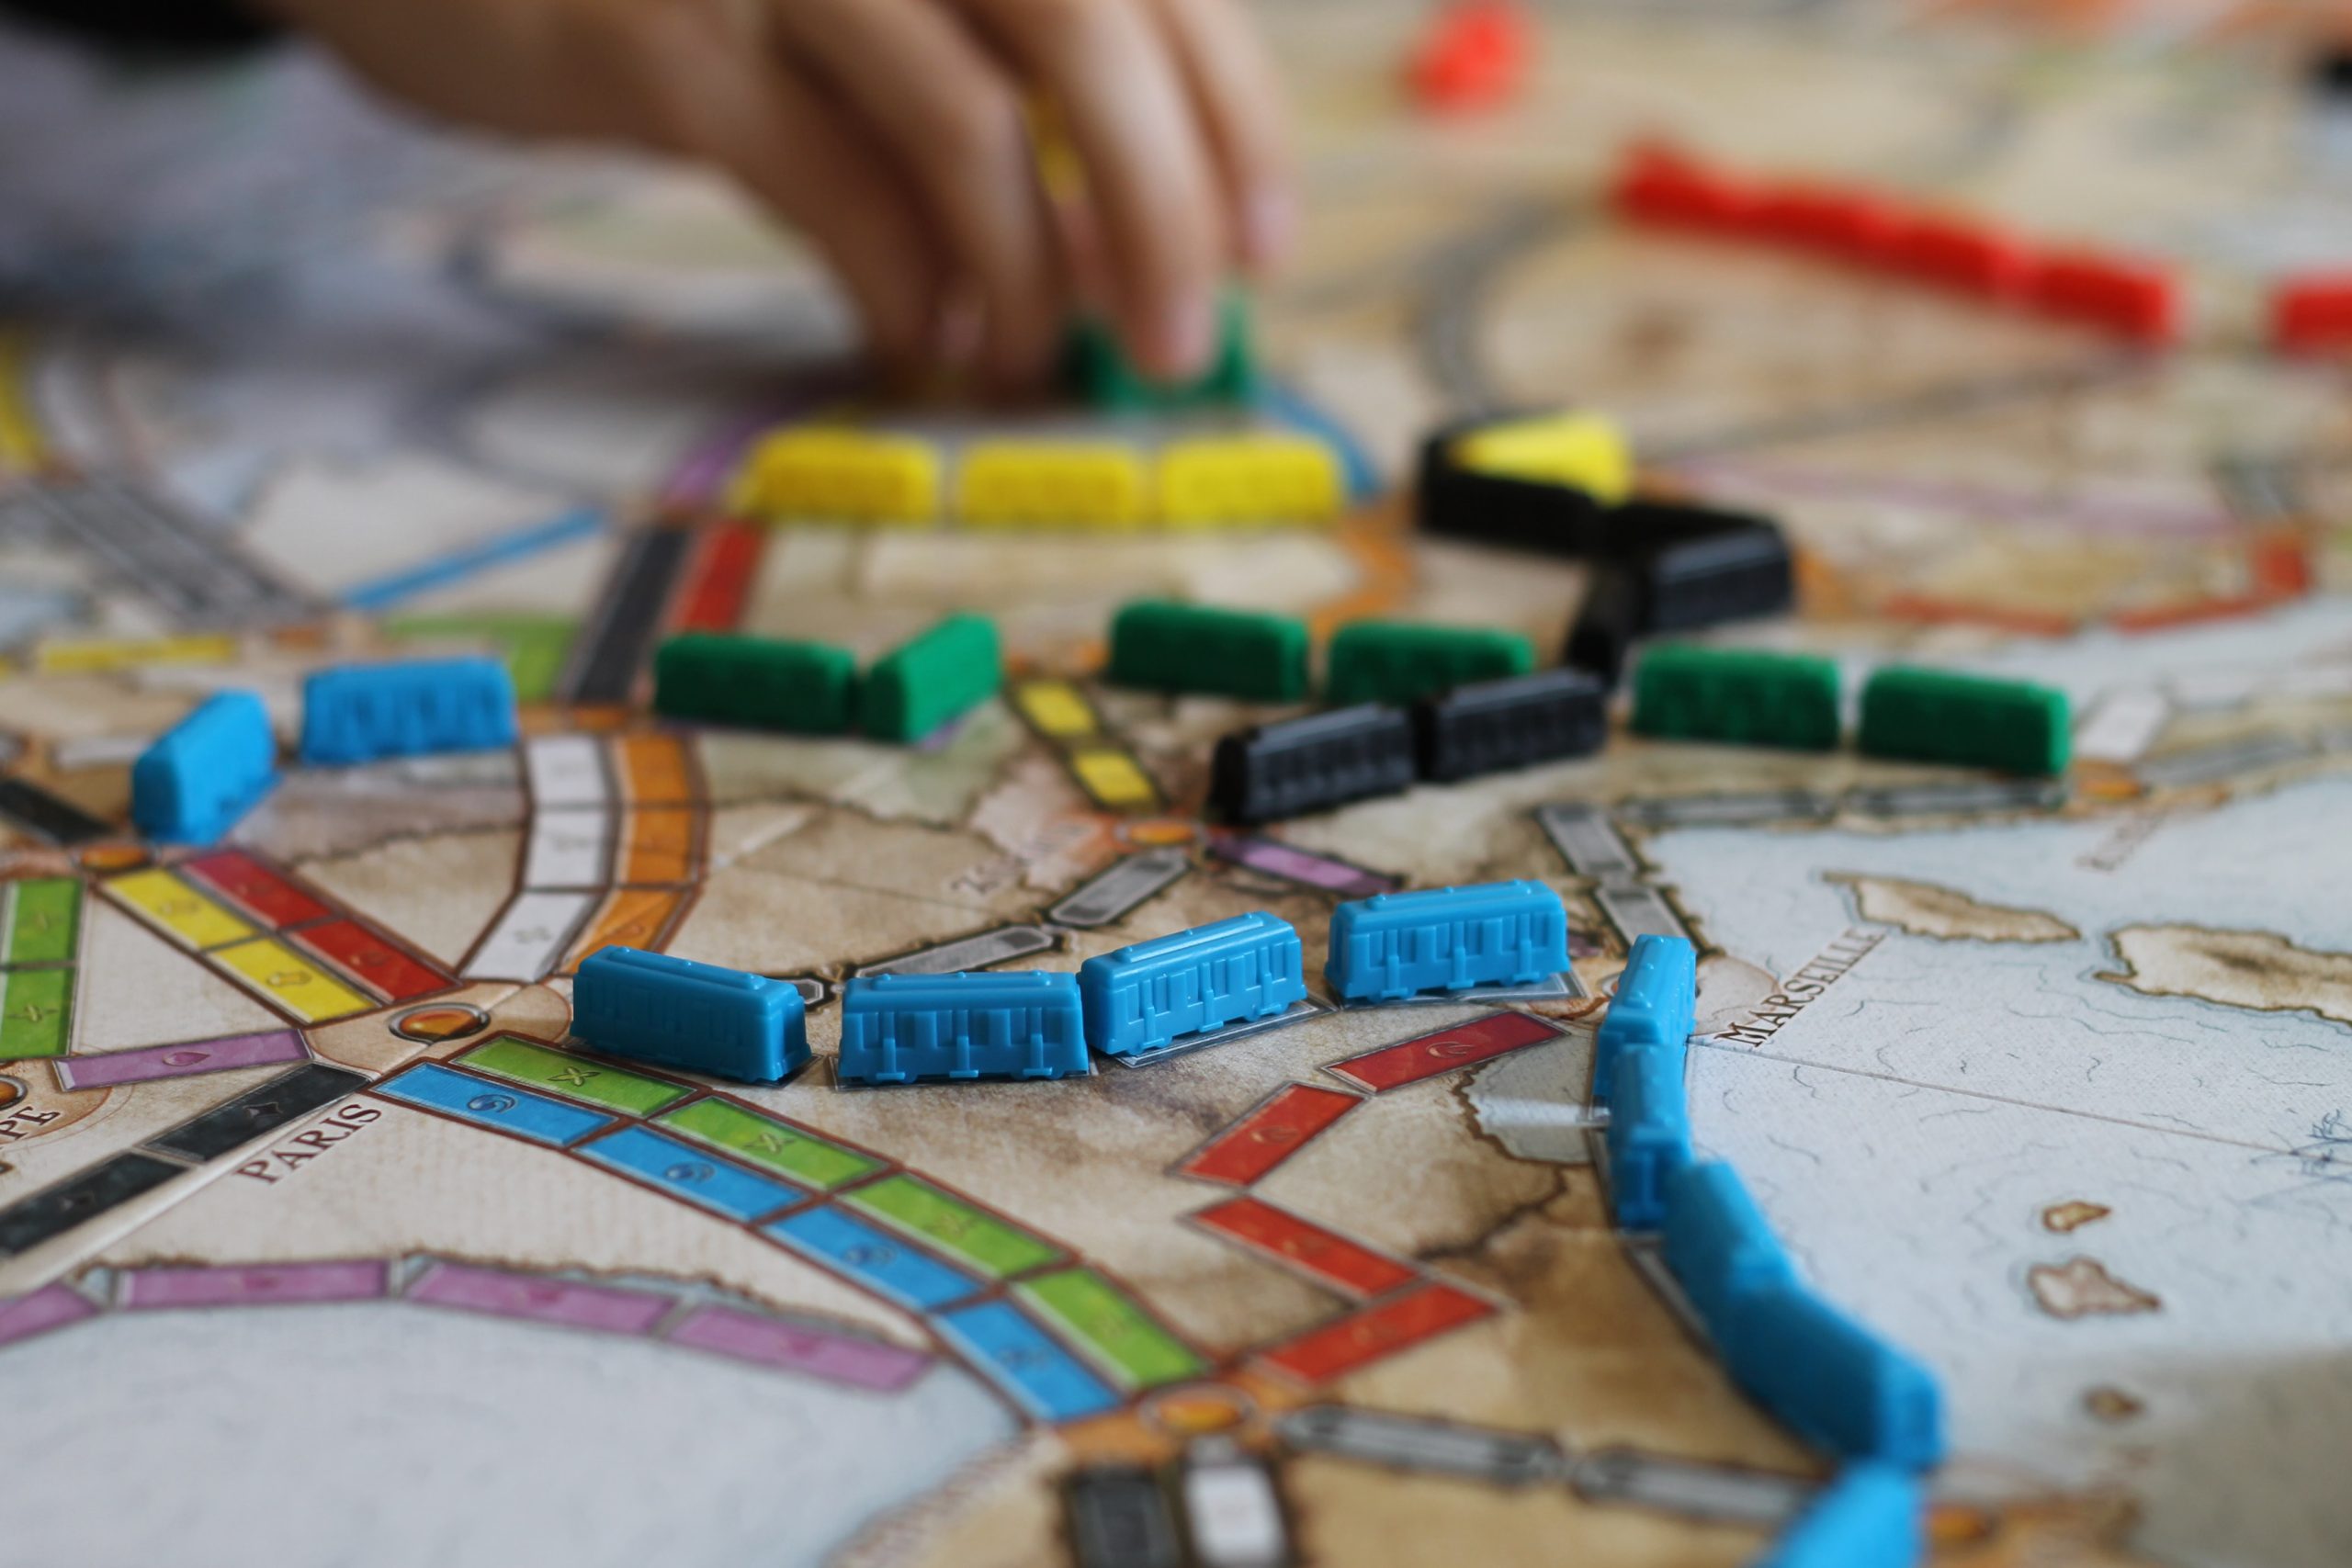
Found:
1450,412 -> 1633,505
1157,434 -> 1346,527
955,442 -> 1151,529
730,427 -> 940,525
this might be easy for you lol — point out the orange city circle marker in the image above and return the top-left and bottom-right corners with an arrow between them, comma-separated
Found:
390,1003 -> 492,1044
1144,1383 -> 1253,1437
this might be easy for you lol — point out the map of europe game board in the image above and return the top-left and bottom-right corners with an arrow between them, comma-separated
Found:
2,3 -> 2350,1564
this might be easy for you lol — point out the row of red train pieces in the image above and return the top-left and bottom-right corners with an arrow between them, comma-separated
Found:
1611,141 -> 2179,344
1613,141 -> 2352,357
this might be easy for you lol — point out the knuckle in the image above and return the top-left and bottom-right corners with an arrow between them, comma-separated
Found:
913,87 -> 1031,196
950,93 -> 1030,170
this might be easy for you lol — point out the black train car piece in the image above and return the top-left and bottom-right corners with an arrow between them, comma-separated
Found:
1566,502 -> 1794,684
1565,560 -> 1645,686
1413,414 -> 1614,558
1209,705 -> 1417,825
1414,668 -> 1608,783
1623,502 -> 1795,626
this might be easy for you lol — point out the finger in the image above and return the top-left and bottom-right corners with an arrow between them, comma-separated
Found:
711,85 -> 953,378
1143,0 -> 1295,271
964,0 -> 1225,379
620,0 -> 954,375
768,0 -> 1063,389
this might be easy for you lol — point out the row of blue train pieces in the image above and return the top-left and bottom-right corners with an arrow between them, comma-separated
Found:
576,877 -> 1571,1087
1599,935 -> 1937,1567
579,897 -> 1938,1564
132,657 -> 518,844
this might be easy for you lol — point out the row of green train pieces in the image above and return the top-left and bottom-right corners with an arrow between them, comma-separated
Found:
1199,424 -> 2068,824
658,592 -> 2066,830
657,414 -> 2067,826
1159,604 -> 2070,826
657,614 -> 1002,742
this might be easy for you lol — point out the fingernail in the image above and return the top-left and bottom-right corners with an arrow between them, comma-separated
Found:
1243,188 -> 1295,269
1149,292 -> 1216,379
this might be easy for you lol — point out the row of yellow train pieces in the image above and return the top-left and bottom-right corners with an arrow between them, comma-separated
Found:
727,426 -> 1349,529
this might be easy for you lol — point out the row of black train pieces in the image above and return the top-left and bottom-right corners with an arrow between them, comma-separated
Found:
1207,423 -> 1794,826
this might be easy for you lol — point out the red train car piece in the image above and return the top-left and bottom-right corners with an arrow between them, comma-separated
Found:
1749,185 -> 1900,264
1609,142 -> 1761,232
2272,276 -> 2352,355
2028,252 -> 2181,346
1408,0 -> 1532,114
1883,213 -> 2034,299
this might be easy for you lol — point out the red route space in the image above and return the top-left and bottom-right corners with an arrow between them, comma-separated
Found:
183,850 -> 331,927
1325,1010 -> 1559,1093
674,522 -> 764,633
1175,1083 -> 1361,1187
1189,1196 -> 1419,1299
1254,1281 -> 1497,1384
178,849 -> 456,1001
293,919 -> 451,1003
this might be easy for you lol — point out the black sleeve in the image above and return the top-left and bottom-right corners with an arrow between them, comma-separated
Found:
1,0 -> 281,51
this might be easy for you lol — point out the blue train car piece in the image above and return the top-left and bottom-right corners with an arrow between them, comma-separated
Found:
571,946 -> 808,1084
1593,933 -> 1696,1104
1323,879 -> 1567,1003
300,656 -> 518,765
1079,913 -> 1306,1057
1605,1041 -> 1691,1229
1755,1464 -> 1924,1568
838,971 -> 1088,1085
1661,1159 -> 1794,1337
1721,1282 -> 1946,1470
130,691 -> 278,845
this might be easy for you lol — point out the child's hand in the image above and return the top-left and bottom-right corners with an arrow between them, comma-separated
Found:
264,0 -> 1293,388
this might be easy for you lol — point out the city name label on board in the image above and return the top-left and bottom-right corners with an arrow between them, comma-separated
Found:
1711,927 -> 1884,1049
233,1100 -> 384,1183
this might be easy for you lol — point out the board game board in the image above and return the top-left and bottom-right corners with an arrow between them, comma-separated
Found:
3,3 -> 2351,1564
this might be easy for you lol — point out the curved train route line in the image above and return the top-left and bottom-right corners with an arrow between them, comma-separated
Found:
365,1034 -> 1209,1426
0,1253 -> 933,1394
1396,176 -> 2143,462
1260,379 -> 1383,503
1410,197 -> 1590,416
97,847 -> 460,1029
8,842 -> 465,1077
460,731 -> 708,985
0,841 -> 502,1275
363,1011 -> 1548,1433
